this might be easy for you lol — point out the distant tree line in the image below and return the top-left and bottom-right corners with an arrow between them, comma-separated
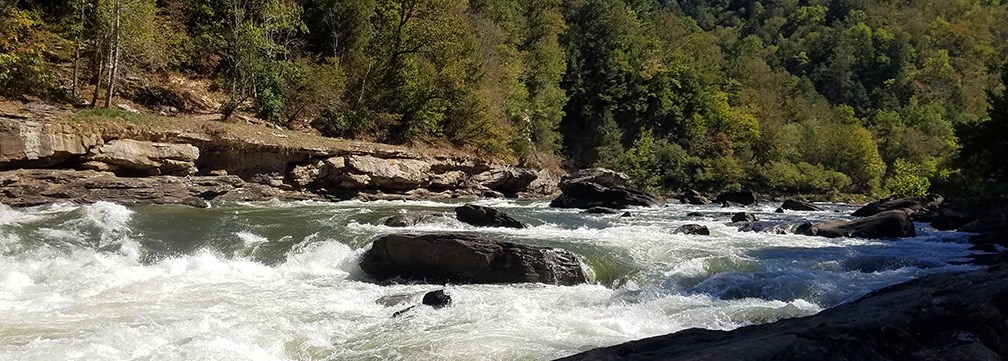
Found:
2,0 -> 1007,197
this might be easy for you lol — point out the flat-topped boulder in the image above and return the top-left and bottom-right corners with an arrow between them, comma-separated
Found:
455,204 -> 527,228
359,234 -> 589,285
550,168 -> 664,209
853,194 -> 943,217
798,210 -> 915,239
778,199 -> 821,211
84,139 -> 199,176
715,190 -> 758,206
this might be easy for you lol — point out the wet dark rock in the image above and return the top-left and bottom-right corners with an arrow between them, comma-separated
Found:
681,189 -> 710,205
558,267 -> 1008,361
959,217 -> 1008,234
675,224 -> 710,236
621,211 -> 632,218
731,212 -> 757,223
852,194 -> 943,217
550,169 -> 664,209
686,212 -> 704,217
422,289 -> 452,308
928,208 -> 977,231
775,207 -> 784,213
798,210 -> 915,239
359,233 -> 589,285
738,221 -> 792,234
715,191 -> 758,206
582,207 -> 621,214
455,204 -> 526,228
383,211 -> 435,227
779,199 -> 821,211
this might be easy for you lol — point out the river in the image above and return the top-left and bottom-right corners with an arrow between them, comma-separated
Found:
0,199 -> 977,360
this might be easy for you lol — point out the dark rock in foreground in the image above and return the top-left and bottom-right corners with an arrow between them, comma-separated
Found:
455,204 -> 526,228
359,234 -> 589,285
557,266 -> 1008,361
779,199 -> 821,211
798,210 -> 915,238
550,168 -> 664,209
715,191 -> 757,206
422,289 -> 452,308
853,194 -> 943,217
674,224 -> 710,236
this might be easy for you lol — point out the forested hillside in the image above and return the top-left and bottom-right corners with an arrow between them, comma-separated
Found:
2,0 -> 1007,197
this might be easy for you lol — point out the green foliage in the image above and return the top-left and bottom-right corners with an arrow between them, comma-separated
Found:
886,158 -> 932,197
0,6 -> 59,97
759,160 -> 852,194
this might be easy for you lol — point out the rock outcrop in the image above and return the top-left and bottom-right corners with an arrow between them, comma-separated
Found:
550,168 -> 664,209
0,169 -> 314,207
798,210 -> 915,239
83,139 -> 199,175
454,204 -> 527,228
853,194 -> 944,217
557,266 -> 1008,361
471,167 -> 539,195
0,118 -> 102,169
715,191 -> 758,206
359,234 -> 589,285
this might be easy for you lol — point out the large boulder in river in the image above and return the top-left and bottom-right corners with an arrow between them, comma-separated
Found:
359,234 -> 589,285
798,210 -> 915,239
680,189 -> 711,205
84,139 -> 199,176
852,194 -> 943,217
455,204 -> 526,228
778,199 -> 821,211
715,191 -> 758,206
550,169 -> 664,209
675,224 -> 710,236
471,167 -> 538,194
560,168 -> 630,189
557,267 -> 1008,361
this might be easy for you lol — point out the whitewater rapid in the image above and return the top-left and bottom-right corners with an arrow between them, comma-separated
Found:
0,200 -> 977,360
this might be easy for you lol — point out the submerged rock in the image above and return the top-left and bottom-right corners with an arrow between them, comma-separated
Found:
582,206 -> 621,214
798,210 -> 915,239
359,234 -> 589,285
852,194 -> 943,217
383,210 -> 436,227
731,212 -> 757,223
715,191 -> 758,206
778,199 -> 821,211
455,204 -> 526,228
422,289 -> 451,308
675,224 -> 710,236
558,266 -> 1008,361
550,168 -> 664,209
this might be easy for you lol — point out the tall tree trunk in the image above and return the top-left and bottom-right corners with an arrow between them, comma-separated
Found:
71,0 -> 83,102
104,0 -> 121,109
90,39 -> 107,108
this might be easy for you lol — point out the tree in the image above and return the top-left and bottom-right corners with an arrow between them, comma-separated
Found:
958,63 -> 1008,190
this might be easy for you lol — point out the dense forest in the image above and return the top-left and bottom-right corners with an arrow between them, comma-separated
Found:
2,0 -> 1007,198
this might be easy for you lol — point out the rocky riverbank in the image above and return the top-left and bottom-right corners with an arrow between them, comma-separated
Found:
0,112 -> 559,206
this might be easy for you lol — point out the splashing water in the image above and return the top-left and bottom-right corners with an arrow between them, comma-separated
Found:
0,200 -> 977,360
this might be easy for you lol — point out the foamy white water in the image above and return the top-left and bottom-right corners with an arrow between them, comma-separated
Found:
0,200 -> 977,360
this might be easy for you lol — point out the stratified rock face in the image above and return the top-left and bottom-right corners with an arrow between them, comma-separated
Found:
0,118 -> 102,168
472,167 -> 538,194
779,199 -> 821,211
550,169 -> 664,209
341,155 -> 432,190
853,194 -> 943,217
85,139 -> 199,176
454,204 -> 527,228
798,210 -> 916,239
715,191 -> 758,206
0,169 -> 315,207
358,234 -> 589,285
557,266 -> 1008,361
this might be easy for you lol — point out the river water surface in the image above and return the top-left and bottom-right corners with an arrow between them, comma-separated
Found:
0,199 -> 977,360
